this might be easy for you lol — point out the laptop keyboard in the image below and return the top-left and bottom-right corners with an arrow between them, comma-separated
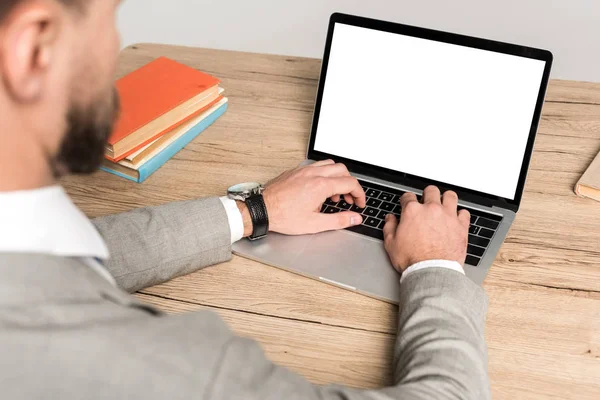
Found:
319,180 -> 502,267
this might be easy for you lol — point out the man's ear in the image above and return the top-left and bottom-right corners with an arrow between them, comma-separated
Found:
0,1 -> 61,103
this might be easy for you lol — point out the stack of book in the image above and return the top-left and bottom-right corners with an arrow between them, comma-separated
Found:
102,57 -> 228,182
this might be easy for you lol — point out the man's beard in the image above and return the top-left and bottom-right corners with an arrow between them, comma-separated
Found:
52,88 -> 120,177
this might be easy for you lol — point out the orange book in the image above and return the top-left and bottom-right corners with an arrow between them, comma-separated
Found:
106,57 -> 221,162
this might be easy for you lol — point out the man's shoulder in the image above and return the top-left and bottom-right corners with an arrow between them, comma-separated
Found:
0,253 -> 111,306
0,254 -> 234,399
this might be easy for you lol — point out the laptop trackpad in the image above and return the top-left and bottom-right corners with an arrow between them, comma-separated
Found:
293,230 -> 401,303
233,230 -> 401,303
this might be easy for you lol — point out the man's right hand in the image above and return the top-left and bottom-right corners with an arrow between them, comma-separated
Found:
383,186 -> 471,273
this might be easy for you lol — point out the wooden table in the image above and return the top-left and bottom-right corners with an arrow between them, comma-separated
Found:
62,44 -> 600,399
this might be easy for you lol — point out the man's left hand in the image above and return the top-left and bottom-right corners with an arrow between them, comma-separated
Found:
238,160 -> 366,236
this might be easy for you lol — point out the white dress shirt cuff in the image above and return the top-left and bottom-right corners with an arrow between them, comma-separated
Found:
220,197 -> 244,244
400,260 -> 465,284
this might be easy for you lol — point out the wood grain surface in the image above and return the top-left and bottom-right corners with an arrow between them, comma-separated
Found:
61,44 -> 600,399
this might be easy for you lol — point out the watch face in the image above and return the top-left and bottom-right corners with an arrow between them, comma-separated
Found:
228,182 -> 263,201
229,182 -> 261,194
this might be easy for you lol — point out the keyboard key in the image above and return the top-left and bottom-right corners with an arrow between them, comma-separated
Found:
380,202 -> 395,212
350,205 -> 365,213
379,192 -> 394,202
366,198 -> 382,208
323,206 -> 340,214
473,209 -> 503,222
365,189 -> 381,198
337,200 -> 351,210
378,219 -> 388,229
469,225 -> 481,235
378,210 -> 390,220
346,224 -> 383,240
393,205 -> 402,214
469,235 -> 490,248
479,227 -> 494,238
477,217 -> 499,230
465,255 -> 481,267
467,244 -> 485,257
325,198 -> 337,206
320,204 -> 327,213
363,207 -> 379,217
364,217 -> 380,227
461,206 -> 503,223
391,195 -> 403,204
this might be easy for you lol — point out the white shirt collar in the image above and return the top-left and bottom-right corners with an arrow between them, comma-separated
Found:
0,185 -> 109,260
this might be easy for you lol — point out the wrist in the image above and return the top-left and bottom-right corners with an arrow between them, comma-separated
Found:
236,201 -> 254,238
262,190 -> 277,233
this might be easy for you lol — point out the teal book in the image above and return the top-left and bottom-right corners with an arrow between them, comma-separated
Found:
101,101 -> 227,183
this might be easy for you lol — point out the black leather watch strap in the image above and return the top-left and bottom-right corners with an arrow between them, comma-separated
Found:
246,194 -> 269,240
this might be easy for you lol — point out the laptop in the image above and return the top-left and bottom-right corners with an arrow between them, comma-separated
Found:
233,13 -> 553,303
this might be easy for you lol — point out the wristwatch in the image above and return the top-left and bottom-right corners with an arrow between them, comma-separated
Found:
227,182 -> 269,241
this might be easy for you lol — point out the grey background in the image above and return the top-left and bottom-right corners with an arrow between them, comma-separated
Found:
117,0 -> 600,82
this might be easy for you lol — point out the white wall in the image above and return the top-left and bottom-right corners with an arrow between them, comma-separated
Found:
117,0 -> 600,82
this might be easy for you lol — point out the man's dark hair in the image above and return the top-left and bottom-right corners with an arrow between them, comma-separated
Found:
0,0 -> 80,22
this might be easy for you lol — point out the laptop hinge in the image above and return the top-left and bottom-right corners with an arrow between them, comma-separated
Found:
502,203 -> 519,213
306,157 -> 520,213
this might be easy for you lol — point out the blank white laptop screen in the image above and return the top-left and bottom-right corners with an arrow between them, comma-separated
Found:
314,23 -> 547,200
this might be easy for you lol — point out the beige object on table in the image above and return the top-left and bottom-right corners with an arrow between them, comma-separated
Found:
575,150 -> 600,201
61,43 -> 600,400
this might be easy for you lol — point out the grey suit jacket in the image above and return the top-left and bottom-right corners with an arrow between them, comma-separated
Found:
0,197 -> 490,399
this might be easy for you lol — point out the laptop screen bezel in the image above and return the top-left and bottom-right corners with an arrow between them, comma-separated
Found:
306,13 -> 553,212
